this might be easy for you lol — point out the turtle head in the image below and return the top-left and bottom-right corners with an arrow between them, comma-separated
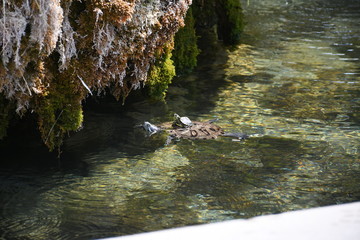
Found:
143,121 -> 160,135
173,113 -> 182,127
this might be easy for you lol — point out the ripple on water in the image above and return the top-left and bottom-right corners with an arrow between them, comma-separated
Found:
1,0 -> 360,239
0,178 -> 66,240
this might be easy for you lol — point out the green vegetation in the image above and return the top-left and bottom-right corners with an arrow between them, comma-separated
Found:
35,70 -> 84,151
216,0 -> 244,45
147,45 -> 176,101
191,0 -> 244,45
173,8 -> 200,74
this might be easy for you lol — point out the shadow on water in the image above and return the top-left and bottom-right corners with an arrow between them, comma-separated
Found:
0,115 -> 88,175
174,136 -> 301,193
0,30 -> 236,238
57,29 -> 234,161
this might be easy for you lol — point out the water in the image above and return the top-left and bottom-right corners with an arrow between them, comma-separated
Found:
1,0 -> 360,239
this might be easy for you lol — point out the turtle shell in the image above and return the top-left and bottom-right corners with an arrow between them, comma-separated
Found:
173,114 -> 193,127
159,121 -> 224,140
179,116 -> 192,126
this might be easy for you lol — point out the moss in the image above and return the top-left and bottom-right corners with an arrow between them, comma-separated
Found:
172,7 -> 200,74
35,63 -> 84,151
216,0 -> 244,45
191,0 -> 244,45
147,45 -> 176,101
191,0 -> 217,29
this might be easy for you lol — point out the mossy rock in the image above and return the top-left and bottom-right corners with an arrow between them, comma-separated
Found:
173,7 -> 200,74
35,67 -> 84,151
192,0 -> 244,45
147,45 -> 176,101
216,0 -> 244,45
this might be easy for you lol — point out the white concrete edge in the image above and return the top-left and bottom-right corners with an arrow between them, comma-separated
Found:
100,201 -> 360,240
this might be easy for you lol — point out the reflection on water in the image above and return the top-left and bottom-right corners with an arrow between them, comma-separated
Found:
1,0 -> 360,239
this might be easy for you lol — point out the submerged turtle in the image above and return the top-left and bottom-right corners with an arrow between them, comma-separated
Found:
140,114 -> 248,144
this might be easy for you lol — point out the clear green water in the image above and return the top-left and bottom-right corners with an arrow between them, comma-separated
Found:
1,0 -> 360,239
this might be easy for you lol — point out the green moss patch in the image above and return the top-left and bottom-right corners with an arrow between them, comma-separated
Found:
173,7 -> 200,74
147,45 -> 176,101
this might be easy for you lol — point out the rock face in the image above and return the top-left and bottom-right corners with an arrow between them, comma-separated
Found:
0,0 -> 243,151
0,0 -> 192,150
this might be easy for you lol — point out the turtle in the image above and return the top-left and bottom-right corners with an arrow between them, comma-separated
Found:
173,113 -> 193,128
139,115 -> 248,144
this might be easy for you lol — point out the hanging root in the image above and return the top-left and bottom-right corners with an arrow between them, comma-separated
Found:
44,109 -> 64,145
78,75 -> 93,96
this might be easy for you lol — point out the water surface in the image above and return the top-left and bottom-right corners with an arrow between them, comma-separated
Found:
1,0 -> 360,239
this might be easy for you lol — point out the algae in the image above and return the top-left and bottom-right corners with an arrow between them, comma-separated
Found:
173,7 -> 200,74
216,0 -> 244,45
191,0 -> 244,45
147,44 -> 176,101
35,66 -> 84,151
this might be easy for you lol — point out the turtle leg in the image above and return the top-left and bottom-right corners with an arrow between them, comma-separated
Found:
148,131 -> 158,137
222,132 -> 249,141
165,136 -> 173,145
165,133 -> 183,145
207,118 -> 219,124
